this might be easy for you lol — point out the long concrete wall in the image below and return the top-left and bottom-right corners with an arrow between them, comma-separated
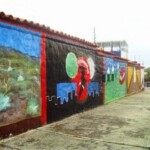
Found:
0,15 -> 144,138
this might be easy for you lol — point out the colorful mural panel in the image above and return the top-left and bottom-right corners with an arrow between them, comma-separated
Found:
46,39 -> 103,122
127,65 -> 141,94
104,57 -> 127,103
0,22 -> 41,127
136,68 -> 141,90
127,66 -> 133,89
0,13 -> 145,137
141,68 -> 145,89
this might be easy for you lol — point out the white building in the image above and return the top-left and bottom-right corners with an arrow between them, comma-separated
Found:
97,40 -> 128,59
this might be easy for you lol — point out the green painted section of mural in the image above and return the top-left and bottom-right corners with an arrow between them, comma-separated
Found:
105,57 -> 127,104
0,46 -> 40,126
66,52 -> 78,78
105,71 -> 126,103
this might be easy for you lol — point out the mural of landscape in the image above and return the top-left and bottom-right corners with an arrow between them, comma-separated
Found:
0,23 -> 41,127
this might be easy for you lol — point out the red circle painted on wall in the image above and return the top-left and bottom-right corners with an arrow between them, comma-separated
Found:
72,57 -> 91,102
119,67 -> 126,84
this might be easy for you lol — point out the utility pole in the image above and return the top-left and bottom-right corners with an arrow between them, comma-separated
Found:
93,27 -> 96,44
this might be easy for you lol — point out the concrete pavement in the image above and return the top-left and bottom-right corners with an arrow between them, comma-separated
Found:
0,88 -> 150,150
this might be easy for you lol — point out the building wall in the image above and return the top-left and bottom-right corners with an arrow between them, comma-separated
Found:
45,39 -> 103,122
0,22 -> 41,136
127,66 -> 133,89
141,68 -> 145,89
0,17 -> 144,137
136,68 -> 141,90
145,82 -> 150,87
104,57 -> 127,103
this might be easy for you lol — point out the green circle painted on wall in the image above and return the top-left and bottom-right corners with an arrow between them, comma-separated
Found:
66,52 -> 78,78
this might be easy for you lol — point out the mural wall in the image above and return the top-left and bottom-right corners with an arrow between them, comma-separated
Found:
141,68 -> 145,89
0,15 -> 145,137
104,57 -> 127,103
127,65 -> 142,94
0,22 -> 41,127
46,39 -> 103,122
136,67 -> 141,90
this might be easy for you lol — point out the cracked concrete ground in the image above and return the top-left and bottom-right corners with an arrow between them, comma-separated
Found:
0,88 -> 150,150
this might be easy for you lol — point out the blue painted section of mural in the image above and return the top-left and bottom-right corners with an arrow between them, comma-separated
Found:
119,61 -> 127,68
57,83 -> 76,104
0,22 -> 41,57
88,82 -> 100,96
105,57 -> 117,74
105,57 -> 126,74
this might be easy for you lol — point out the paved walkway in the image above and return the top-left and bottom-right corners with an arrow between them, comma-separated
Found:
0,88 -> 150,150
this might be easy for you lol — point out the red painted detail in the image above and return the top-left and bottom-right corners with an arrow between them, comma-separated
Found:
72,57 -> 91,102
120,67 -> 126,84
41,34 -> 47,125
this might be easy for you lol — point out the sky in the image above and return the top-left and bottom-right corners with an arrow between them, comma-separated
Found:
0,0 -> 150,67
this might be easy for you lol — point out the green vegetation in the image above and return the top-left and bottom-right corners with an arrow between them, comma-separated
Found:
0,46 -> 40,126
145,68 -> 150,82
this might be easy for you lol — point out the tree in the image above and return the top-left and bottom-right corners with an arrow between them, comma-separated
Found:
145,68 -> 150,82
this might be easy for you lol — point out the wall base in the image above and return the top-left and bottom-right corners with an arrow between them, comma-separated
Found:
0,116 -> 41,139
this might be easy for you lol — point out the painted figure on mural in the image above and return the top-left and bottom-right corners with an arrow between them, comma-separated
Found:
71,57 -> 91,102
54,51 -> 100,105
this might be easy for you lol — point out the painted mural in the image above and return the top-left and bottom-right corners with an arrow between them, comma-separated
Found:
127,65 -> 141,94
136,68 -> 141,89
0,13 -> 145,138
141,68 -> 145,89
104,57 -> 127,103
46,39 -> 103,122
0,22 -> 41,127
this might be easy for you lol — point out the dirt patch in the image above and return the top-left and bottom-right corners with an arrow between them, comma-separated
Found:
124,129 -> 146,138
79,115 -> 130,128
50,115 -> 130,139
146,108 -> 150,111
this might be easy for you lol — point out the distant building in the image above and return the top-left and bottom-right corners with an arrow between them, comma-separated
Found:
97,40 -> 128,59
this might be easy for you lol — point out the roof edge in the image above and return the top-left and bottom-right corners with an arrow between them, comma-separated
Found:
0,11 -> 96,49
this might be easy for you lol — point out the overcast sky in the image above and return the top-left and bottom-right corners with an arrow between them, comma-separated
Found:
0,0 -> 150,67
